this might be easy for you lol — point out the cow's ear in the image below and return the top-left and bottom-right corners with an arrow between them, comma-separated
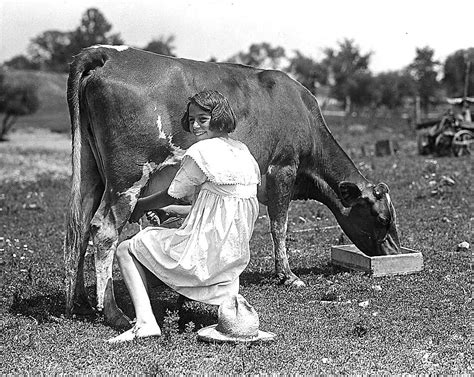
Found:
338,181 -> 362,207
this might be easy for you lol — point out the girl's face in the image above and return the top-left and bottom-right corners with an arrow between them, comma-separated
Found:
188,103 -> 223,141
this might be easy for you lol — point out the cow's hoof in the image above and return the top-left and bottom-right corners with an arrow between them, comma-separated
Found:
278,274 -> 306,288
102,302 -> 132,328
287,278 -> 306,288
72,304 -> 96,316
105,313 -> 132,328
104,308 -> 132,328
71,295 -> 96,316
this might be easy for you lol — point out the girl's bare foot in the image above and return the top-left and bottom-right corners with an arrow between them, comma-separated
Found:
107,323 -> 162,343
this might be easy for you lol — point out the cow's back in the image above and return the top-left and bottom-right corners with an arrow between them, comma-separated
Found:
74,46 -> 323,178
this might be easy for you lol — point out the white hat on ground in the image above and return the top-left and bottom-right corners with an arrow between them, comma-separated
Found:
197,294 -> 276,343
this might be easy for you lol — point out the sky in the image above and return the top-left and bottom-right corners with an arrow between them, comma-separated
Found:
1,0 -> 472,73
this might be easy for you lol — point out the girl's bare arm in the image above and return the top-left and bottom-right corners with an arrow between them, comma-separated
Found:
130,189 -> 177,222
161,205 -> 192,217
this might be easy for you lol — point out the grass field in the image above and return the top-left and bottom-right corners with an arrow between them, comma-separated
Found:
0,92 -> 472,373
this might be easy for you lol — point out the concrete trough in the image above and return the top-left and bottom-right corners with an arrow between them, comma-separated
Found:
331,244 -> 423,277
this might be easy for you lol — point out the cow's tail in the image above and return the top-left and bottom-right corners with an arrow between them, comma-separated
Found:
64,48 -> 110,315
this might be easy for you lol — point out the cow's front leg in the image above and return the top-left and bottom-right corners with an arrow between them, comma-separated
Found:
90,200 -> 131,328
266,164 -> 306,287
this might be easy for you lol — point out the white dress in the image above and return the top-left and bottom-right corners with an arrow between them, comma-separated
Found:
129,137 -> 261,305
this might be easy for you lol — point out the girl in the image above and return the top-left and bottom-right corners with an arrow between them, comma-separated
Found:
108,90 -> 261,342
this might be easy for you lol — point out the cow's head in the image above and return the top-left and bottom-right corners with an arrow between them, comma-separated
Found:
338,181 -> 400,256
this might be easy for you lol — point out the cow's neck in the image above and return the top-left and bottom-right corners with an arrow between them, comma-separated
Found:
305,115 -> 367,216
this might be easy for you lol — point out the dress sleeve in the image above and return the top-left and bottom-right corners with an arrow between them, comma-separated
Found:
167,155 -> 207,199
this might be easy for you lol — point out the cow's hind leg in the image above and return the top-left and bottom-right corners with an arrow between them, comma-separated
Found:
266,164 -> 305,287
90,195 -> 133,328
66,234 -> 96,316
65,145 -> 104,316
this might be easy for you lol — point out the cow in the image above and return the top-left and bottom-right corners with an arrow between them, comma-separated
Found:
65,45 -> 400,327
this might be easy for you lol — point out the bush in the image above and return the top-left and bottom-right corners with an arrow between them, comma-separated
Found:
0,71 -> 40,140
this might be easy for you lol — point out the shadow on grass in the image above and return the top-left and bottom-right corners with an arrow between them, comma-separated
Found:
10,290 -> 66,324
8,263 -> 343,329
8,279 -> 217,332
119,277 -> 218,331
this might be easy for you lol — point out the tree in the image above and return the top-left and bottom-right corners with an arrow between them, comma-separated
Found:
287,50 -> 328,94
28,30 -> 75,72
443,48 -> 474,97
321,38 -> 372,113
226,42 -> 287,70
71,8 -> 123,49
0,71 -> 40,140
373,70 -> 416,110
28,8 -> 123,72
4,55 -> 40,70
143,35 -> 176,56
347,71 -> 377,109
408,46 -> 440,115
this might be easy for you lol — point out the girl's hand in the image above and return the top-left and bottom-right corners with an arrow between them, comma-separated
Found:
129,190 -> 176,224
129,201 -> 145,223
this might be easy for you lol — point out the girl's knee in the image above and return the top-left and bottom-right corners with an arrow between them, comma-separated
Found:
116,240 -> 131,261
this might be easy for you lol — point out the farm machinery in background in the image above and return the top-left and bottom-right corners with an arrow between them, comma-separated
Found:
416,61 -> 473,156
416,97 -> 474,156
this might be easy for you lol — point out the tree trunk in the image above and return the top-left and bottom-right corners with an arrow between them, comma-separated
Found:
414,96 -> 421,124
344,96 -> 351,116
0,114 -> 16,141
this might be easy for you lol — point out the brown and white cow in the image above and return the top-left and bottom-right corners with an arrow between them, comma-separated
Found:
65,45 -> 400,326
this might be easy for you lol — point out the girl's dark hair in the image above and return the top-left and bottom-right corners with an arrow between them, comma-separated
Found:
181,90 -> 236,133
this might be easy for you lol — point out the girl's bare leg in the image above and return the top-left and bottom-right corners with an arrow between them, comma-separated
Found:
107,240 -> 161,343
